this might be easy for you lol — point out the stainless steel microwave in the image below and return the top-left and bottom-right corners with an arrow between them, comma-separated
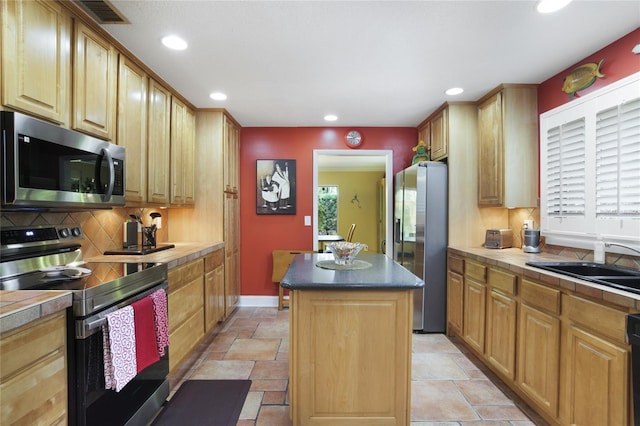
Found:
1,111 -> 125,210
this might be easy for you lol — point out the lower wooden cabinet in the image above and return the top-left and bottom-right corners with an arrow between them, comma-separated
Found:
204,249 -> 225,332
517,278 -> 561,419
463,277 -> 486,354
0,310 -> 68,425
485,289 -> 516,380
168,258 -> 204,372
447,251 -> 633,426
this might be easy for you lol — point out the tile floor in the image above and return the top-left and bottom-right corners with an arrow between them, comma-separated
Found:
169,307 -> 548,426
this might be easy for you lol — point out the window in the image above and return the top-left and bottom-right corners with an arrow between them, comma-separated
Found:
540,72 -> 640,250
318,186 -> 338,235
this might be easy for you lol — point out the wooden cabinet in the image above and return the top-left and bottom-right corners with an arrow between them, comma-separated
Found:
170,98 -> 196,206
429,107 -> 448,160
204,249 -> 225,332
417,104 -> 449,161
223,115 -> 240,317
117,55 -> 148,203
560,295 -> 629,426
485,267 -> 517,380
73,20 -> 117,140
0,311 -> 67,425
463,260 -> 487,354
290,289 -> 413,425
147,79 -> 172,204
517,278 -> 560,419
446,255 -> 464,335
167,258 -> 204,372
1,0 -> 71,124
477,84 -> 537,207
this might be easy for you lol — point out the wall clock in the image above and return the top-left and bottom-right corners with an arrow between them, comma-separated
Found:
344,130 -> 363,148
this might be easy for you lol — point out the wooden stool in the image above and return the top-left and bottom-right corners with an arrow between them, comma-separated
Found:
272,250 -> 314,310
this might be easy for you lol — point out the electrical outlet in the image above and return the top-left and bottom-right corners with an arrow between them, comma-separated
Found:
156,217 -> 162,229
523,219 -> 534,230
304,216 -> 311,226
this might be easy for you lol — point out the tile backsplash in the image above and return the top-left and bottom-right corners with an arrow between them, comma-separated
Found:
1,208 -> 168,257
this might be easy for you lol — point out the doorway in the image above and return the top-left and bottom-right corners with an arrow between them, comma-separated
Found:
313,149 -> 393,257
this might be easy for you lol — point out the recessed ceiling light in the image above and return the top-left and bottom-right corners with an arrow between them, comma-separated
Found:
536,0 -> 572,14
209,92 -> 227,101
324,115 -> 338,122
445,87 -> 464,96
161,35 -> 188,50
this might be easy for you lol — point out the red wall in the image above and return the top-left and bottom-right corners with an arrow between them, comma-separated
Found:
239,127 -> 417,296
538,27 -> 640,114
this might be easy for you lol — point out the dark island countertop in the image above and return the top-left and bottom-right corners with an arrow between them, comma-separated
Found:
281,253 -> 424,290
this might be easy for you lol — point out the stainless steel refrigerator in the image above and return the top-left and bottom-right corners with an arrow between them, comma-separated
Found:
394,162 -> 447,332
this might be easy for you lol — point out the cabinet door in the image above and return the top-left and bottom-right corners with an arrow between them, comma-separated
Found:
147,79 -> 171,204
477,92 -> 504,206
2,0 -> 70,124
117,56 -> 148,203
205,251 -> 225,332
446,270 -> 463,335
223,115 -> 240,317
418,122 -> 430,157
170,98 -> 196,205
485,289 -> 516,380
517,303 -> 560,418
561,324 -> 628,426
430,108 -> 448,160
73,21 -> 116,140
463,278 -> 486,354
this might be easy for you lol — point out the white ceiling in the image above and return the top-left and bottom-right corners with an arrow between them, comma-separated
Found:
98,1 -> 640,128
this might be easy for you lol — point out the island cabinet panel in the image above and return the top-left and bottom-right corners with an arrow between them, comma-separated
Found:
290,289 -> 412,426
1,0 -> 71,124
0,311 -> 67,425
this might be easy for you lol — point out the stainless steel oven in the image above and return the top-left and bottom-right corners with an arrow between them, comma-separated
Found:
1,226 -> 169,426
1,111 -> 125,211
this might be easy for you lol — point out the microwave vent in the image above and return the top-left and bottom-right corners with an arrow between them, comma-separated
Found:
76,0 -> 129,24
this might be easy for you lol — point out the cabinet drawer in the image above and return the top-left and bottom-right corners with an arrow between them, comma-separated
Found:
521,279 -> 560,315
168,258 -> 204,292
168,276 -> 204,331
204,249 -> 224,273
465,260 -> 486,283
448,255 -> 464,275
0,311 -> 66,380
563,294 -> 628,344
489,267 -> 517,295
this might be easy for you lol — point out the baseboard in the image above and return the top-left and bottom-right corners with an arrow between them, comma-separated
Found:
238,295 -> 279,307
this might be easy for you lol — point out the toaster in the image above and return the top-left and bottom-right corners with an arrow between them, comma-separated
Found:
484,229 -> 513,249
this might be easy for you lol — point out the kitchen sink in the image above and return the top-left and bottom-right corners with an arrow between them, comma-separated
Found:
526,262 -> 640,295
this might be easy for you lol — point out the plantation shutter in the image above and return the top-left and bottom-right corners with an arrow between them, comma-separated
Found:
545,118 -> 586,216
595,97 -> 640,217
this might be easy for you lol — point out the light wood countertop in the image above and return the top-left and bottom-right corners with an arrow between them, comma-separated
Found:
0,291 -> 72,333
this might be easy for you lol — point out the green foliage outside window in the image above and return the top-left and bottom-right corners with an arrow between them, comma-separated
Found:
318,186 -> 338,235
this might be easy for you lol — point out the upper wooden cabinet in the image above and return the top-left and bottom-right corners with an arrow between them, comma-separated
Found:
73,21 -> 117,140
418,105 -> 449,161
117,55 -> 148,203
1,0 -> 71,124
477,84 -> 538,207
147,79 -> 172,204
429,107 -> 448,160
170,98 -> 196,206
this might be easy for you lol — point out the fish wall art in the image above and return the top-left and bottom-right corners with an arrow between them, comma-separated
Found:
562,59 -> 605,97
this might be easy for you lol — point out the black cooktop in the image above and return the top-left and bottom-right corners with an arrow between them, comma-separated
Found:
103,244 -> 175,256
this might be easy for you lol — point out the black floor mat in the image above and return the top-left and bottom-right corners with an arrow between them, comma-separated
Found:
151,379 -> 252,426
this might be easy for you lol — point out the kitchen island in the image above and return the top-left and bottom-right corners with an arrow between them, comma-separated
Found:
281,252 -> 423,426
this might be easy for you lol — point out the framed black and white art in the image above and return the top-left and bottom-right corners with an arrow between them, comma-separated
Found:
256,159 -> 296,215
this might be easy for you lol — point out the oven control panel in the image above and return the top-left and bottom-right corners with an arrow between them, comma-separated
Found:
1,225 -> 84,248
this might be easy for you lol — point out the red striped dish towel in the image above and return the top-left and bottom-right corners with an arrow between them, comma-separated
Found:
103,306 -> 137,392
150,289 -> 169,356
132,296 -> 160,373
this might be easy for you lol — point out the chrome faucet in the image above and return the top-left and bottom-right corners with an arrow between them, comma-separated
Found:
604,242 -> 640,256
